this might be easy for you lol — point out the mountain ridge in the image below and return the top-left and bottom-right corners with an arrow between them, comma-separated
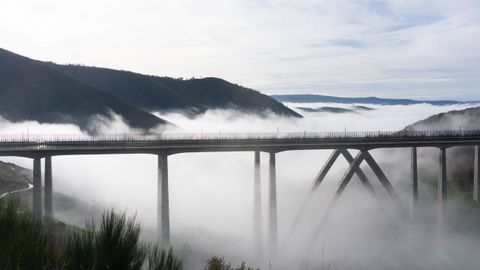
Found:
0,48 -> 171,133
272,94 -> 477,106
47,63 -> 302,118
0,47 -> 301,134
405,106 -> 480,131
404,106 -> 480,194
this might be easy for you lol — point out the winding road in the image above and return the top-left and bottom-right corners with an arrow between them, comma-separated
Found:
0,182 -> 33,199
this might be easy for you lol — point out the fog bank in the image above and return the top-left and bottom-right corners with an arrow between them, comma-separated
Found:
1,103 -> 480,269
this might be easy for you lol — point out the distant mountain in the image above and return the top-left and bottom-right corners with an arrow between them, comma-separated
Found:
296,106 -> 355,113
0,48 -> 300,133
272,94 -> 474,106
352,105 -> 375,111
296,105 -> 375,114
0,48 -> 170,133
48,64 -> 301,118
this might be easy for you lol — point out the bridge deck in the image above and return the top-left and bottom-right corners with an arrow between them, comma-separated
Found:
1,130 -> 480,157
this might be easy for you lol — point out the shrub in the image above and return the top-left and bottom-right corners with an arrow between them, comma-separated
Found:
0,197 -> 65,269
204,256 -> 257,270
147,246 -> 183,270
64,210 -> 147,270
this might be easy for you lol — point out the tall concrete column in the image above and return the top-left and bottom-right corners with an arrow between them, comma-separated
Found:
44,156 -> 53,221
32,157 -> 43,220
268,152 -> 277,255
158,154 -> 170,246
253,151 -> 262,254
474,145 -> 480,202
438,148 -> 447,225
411,147 -> 418,215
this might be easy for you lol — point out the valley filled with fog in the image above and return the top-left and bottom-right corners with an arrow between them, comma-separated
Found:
1,102 -> 479,270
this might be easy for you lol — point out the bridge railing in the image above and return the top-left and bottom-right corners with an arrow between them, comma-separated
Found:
1,130 -> 480,144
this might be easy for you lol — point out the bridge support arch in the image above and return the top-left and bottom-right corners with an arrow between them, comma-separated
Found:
158,153 -> 170,246
307,149 -> 408,248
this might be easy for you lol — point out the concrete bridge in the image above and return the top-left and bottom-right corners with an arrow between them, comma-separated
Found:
1,130 -> 480,252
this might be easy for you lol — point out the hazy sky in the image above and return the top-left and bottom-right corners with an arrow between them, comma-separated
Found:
1,0 -> 479,99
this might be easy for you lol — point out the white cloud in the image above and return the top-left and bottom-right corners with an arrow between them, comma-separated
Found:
0,0 -> 479,99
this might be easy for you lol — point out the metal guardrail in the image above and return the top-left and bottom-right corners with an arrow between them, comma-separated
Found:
0,130 -> 478,153
0,130 -> 478,142
1,130 -> 480,143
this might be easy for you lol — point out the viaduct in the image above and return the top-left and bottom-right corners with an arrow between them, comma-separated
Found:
1,130 -> 480,253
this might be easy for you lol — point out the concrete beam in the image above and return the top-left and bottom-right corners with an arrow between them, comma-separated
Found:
158,154 -> 170,246
253,151 -> 262,254
309,151 -> 365,247
411,147 -> 418,215
339,149 -> 375,195
328,151 -> 366,209
269,152 -> 277,255
32,157 -> 43,220
311,149 -> 374,194
290,149 -> 374,238
438,148 -> 447,224
363,151 -> 404,212
474,145 -> 480,202
44,156 -> 53,221
311,149 -> 341,190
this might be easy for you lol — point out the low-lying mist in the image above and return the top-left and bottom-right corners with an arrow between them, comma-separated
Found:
1,103 -> 480,270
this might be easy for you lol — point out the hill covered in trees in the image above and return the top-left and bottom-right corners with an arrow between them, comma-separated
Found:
49,64 -> 301,118
405,106 -> 480,193
0,47 -> 300,134
0,161 -> 31,195
405,106 -> 480,131
0,48 -> 170,133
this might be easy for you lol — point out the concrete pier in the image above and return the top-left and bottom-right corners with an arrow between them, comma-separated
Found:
411,147 -> 418,214
253,151 -> 262,254
438,148 -> 447,224
44,156 -> 53,221
158,153 -> 170,246
32,158 -> 43,220
268,152 -> 277,255
474,145 -> 480,202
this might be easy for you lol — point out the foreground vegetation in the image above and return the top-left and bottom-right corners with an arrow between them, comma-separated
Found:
0,197 -> 257,270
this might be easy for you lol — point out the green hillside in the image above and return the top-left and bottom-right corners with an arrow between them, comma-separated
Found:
0,47 -> 300,135
0,161 -> 31,195
405,106 -> 480,193
48,64 -> 302,118
0,48 -> 171,133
